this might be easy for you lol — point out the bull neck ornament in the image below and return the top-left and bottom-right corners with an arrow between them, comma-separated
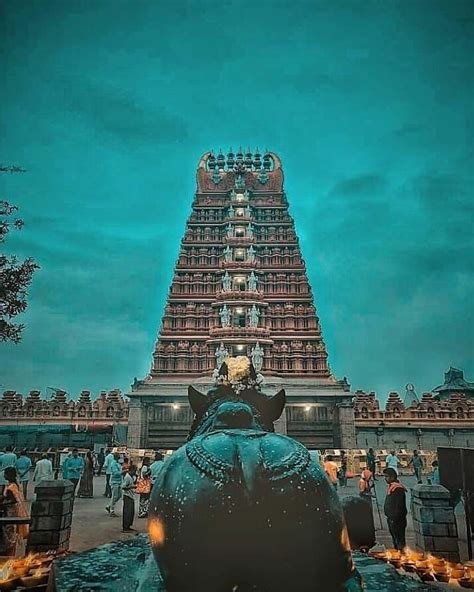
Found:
149,357 -> 363,592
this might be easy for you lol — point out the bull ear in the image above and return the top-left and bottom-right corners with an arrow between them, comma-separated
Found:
268,389 -> 286,421
188,386 -> 207,415
249,363 -> 257,380
218,362 -> 228,376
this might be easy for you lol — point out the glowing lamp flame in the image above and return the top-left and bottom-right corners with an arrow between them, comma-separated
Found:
149,518 -> 166,546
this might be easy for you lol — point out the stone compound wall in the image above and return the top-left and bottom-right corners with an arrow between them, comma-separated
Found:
27,480 -> 74,553
411,484 -> 459,561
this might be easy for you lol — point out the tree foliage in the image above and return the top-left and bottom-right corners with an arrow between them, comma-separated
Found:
1,167 -> 39,343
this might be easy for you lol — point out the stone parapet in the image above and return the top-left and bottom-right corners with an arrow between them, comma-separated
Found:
411,484 -> 459,561
27,480 -> 74,553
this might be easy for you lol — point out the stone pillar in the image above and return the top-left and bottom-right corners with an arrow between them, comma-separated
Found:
127,395 -> 149,448
336,402 -> 356,449
27,480 -> 73,553
411,484 -> 459,561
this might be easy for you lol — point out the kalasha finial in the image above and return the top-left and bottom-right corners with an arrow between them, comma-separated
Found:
226,148 -> 235,169
254,148 -> 261,169
244,148 -> 253,170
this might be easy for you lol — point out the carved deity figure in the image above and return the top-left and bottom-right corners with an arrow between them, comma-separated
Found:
226,224 -> 234,238
223,245 -> 232,262
219,305 -> 231,327
248,304 -> 260,327
222,271 -> 231,292
251,341 -> 264,372
247,245 -> 256,263
245,205 -> 252,218
228,205 -> 235,218
248,271 -> 258,292
247,223 -> 254,238
215,342 -> 228,368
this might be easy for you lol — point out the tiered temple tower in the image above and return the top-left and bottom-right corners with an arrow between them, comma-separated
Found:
127,150 -> 355,450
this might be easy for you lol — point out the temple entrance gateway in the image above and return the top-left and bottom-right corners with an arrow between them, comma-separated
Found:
127,150 -> 355,450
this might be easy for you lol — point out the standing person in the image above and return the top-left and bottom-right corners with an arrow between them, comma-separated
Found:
105,452 -> 122,517
323,455 -> 339,490
97,448 -> 105,476
408,450 -> 424,484
338,450 -> 348,488
63,449 -> 85,496
150,452 -> 165,485
121,456 -> 131,475
122,464 -> 137,533
383,467 -> 407,551
15,450 -> 32,499
0,446 -> 18,495
366,448 -> 377,479
0,467 -> 29,555
358,467 -> 374,503
431,460 -> 440,485
136,457 -> 152,518
385,450 -> 400,475
33,453 -> 54,483
77,451 -> 94,498
103,449 -> 114,498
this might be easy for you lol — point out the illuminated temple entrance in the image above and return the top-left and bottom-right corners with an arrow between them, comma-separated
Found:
127,150 -> 355,450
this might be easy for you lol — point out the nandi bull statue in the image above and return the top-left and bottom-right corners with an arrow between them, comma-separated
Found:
149,356 -> 362,592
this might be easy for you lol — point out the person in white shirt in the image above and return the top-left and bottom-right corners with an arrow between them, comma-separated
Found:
33,454 -> 54,483
103,449 -> 114,498
385,450 -> 400,475
122,465 -> 137,532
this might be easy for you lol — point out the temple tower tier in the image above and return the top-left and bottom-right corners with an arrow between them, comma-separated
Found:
127,150 -> 354,450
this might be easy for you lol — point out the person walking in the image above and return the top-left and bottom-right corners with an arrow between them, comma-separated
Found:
63,449 -> 85,496
338,450 -> 348,487
122,464 -> 137,533
383,467 -> 407,551
150,452 -> 165,485
323,455 -> 339,490
103,449 -> 114,498
105,452 -> 122,517
0,446 -> 18,495
136,457 -> 152,518
430,460 -> 440,485
33,453 -> 54,483
78,450 -> 94,498
15,450 -> 32,499
97,448 -> 105,476
385,450 -> 400,475
366,448 -> 377,478
408,450 -> 424,484
0,467 -> 29,555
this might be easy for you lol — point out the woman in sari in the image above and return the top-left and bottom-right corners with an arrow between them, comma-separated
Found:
77,451 -> 94,498
137,457 -> 152,518
0,467 -> 29,556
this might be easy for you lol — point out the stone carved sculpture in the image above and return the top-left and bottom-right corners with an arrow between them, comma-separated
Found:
149,358 -> 362,592
222,271 -> 231,292
219,305 -> 231,327
215,342 -> 228,368
251,341 -> 264,372
226,224 -> 234,238
223,245 -> 232,262
247,245 -> 256,263
248,271 -> 258,292
248,304 -> 260,327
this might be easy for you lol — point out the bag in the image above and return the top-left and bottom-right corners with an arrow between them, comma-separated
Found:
135,476 -> 151,495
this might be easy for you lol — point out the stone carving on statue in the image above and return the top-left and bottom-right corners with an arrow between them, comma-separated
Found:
223,245 -> 232,262
251,341 -> 264,372
229,189 -> 236,201
248,271 -> 258,291
219,305 -> 231,327
248,304 -> 260,327
228,205 -> 235,218
226,224 -> 234,238
245,205 -> 252,218
247,223 -> 254,239
247,245 -> 256,263
222,271 -> 231,292
215,342 -> 229,369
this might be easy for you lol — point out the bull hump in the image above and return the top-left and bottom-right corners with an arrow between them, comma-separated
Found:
185,432 -> 310,484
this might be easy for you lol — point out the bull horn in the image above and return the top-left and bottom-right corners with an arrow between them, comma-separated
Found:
188,386 -> 207,415
268,389 -> 286,422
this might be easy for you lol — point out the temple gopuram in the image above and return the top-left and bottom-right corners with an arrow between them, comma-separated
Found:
127,150 -> 355,450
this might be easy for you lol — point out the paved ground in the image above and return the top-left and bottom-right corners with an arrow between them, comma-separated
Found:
24,472 -> 470,557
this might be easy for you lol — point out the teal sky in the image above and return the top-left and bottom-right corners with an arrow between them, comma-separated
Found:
1,0 -> 473,402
